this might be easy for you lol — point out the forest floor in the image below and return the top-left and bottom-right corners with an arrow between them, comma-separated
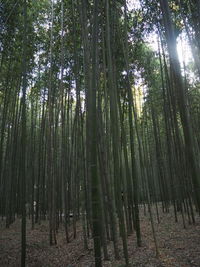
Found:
0,206 -> 200,267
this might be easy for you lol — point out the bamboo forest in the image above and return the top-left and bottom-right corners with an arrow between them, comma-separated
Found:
0,0 -> 200,266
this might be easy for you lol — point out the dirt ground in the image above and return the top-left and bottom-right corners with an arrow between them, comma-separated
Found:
0,206 -> 200,267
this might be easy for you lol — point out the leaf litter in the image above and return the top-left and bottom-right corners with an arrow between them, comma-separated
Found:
0,205 -> 200,267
